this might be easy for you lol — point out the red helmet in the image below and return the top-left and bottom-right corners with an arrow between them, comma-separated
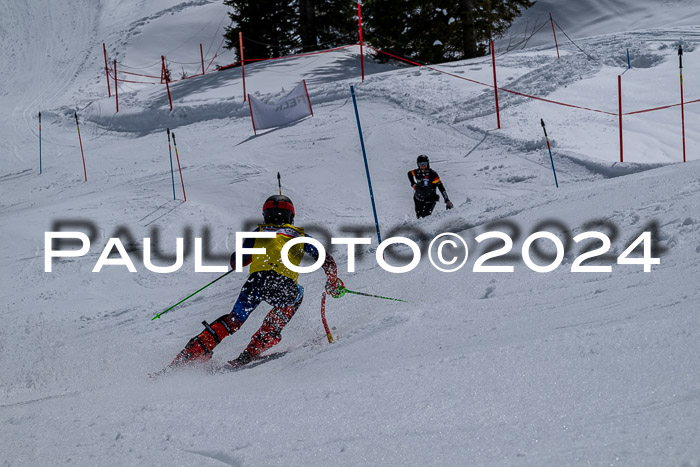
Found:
262,195 -> 295,224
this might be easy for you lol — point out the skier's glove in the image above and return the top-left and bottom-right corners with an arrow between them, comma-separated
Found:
325,278 -> 346,298
446,200 -> 454,210
411,184 -> 416,191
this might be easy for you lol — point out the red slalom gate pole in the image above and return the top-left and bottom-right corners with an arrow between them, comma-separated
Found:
303,79 -> 313,116
248,95 -> 257,135
618,75 -> 623,163
239,32 -> 246,102
74,112 -> 87,182
491,41 -> 501,129
114,59 -> 119,112
103,43 -> 111,97
358,2 -> 365,82
171,132 -> 187,201
162,56 -> 173,111
200,43 -> 205,76
679,45 -> 686,163
550,13 -> 560,59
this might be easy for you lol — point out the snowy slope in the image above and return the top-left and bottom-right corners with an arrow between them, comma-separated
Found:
1,1 -> 700,466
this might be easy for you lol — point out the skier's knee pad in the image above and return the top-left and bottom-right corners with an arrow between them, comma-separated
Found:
197,314 -> 242,352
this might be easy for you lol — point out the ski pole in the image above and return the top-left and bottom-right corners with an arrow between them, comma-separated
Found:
167,129 -> 176,200
320,292 -> 334,343
277,172 -> 282,195
540,119 -> 559,188
151,269 -> 234,320
340,287 -> 407,303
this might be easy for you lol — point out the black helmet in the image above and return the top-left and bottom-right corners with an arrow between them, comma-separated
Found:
263,195 -> 295,225
417,154 -> 429,168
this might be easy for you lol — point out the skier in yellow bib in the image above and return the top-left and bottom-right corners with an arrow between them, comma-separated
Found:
170,195 -> 344,369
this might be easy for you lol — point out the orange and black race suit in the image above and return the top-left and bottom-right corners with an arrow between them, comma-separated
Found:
407,168 -> 449,218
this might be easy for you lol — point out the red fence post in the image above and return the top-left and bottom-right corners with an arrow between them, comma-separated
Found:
239,32 -> 247,102
550,14 -> 560,59
491,41 -> 501,129
103,43 -> 111,97
618,75 -> 623,163
358,2 -> 365,82
679,46 -> 686,163
162,56 -> 173,111
114,59 -> 119,113
303,79 -> 314,116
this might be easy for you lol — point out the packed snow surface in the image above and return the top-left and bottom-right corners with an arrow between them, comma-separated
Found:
1,1 -> 699,465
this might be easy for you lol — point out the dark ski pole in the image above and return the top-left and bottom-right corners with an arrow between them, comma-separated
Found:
277,172 -> 282,195
75,112 -> 87,182
152,269 -> 234,320
540,119 -> 559,188
39,112 -> 42,174
167,129 -> 176,200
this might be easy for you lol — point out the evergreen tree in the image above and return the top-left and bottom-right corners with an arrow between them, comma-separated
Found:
223,0 -> 298,60
363,0 -> 535,64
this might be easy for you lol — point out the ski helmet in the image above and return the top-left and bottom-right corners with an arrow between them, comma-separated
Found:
262,195 -> 295,224
417,154 -> 430,168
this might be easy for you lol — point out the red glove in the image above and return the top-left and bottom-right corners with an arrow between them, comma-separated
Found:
325,278 -> 346,298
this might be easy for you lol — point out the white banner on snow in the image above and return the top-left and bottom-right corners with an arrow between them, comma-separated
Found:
248,81 -> 312,132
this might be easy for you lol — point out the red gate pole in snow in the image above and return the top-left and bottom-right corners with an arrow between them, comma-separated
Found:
200,44 -> 205,76
74,112 -> 87,182
114,59 -> 119,113
321,292 -> 334,343
103,43 -> 111,97
491,40 -> 501,129
618,75 -> 623,163
239,32 -> 247,102
303,79 -> 314,116
248,95 -> 257,135
358,2 -> 365,82
162,56 -> 173,111
679,45 -> 686,163
550,14 -> 560,59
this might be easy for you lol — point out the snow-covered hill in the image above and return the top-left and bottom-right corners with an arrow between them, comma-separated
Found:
1,1 -> 700,465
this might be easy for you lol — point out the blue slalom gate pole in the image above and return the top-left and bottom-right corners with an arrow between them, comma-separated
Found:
627,49 -> 631,69
541,119 -> 559,188
350,85 -> 382,243
167,128 -> 176,200
39,112 -> 42,174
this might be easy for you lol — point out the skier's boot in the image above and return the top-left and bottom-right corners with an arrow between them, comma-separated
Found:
228,304 -> 297,367
170,314 -> 242,368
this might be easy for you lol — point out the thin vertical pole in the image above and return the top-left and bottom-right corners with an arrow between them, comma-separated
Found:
162,56 -> 173,111
541,119 -> 558,188
358,2 -> 365,82
167,129 -> 176,200
103,43 -> 111,97
627,48 -> 631,69
303,79 -> 313,116
239,32 -> 246,102
618,75 -> 623,163
350,85 -> 381,244
491,40 -> 501,129
200,43 -> 205,76
114,59 -> 119,113
679,45 -> 686,163
74,112 -> 87,182
39,112 -> 42,174
248,95 -> 257,135
171,132 -> 187,201
550,14 -> 560,59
